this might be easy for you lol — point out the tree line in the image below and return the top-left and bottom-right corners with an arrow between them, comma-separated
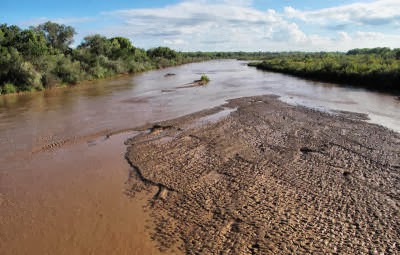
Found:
250,49 -> 400,94
0,22 -> 221,94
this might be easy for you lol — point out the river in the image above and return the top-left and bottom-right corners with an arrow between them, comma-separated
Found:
0,60 -> 399,254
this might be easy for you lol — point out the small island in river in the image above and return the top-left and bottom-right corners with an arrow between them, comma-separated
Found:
126,95 -> 400,254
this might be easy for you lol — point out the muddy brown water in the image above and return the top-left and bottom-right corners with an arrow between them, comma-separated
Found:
0,60 -> 399,254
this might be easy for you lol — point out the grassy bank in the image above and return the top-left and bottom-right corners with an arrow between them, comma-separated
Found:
249,49 -> 400,94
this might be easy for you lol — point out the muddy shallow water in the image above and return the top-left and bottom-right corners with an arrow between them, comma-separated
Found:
0,60 -> 399,254
1,132 -> 167,255
0,60 -> 399,161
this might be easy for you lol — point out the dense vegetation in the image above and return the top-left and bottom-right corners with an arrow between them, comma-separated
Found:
250,48 -> 400,93
200,74 -> 210,83
0,22 -> 218,94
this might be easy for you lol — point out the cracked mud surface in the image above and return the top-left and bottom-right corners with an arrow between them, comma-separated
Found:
125,95 -> 400,254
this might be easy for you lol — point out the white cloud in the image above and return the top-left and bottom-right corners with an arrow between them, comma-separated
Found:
284,0 -> 400,27
102,0 -> 316,51
302,31 -> 400,51
338,32 -> 352,42
28,0 -> 399,51
220,0 -> 253,6
163,39 -> 187,45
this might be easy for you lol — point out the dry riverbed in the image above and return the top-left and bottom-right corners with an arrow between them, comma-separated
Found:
126,95 -> 400,254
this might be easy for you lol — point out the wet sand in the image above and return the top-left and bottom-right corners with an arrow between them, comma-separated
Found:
126,95 -> 400,254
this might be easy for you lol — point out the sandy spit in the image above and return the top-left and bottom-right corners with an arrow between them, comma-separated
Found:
126,95 -> 400,254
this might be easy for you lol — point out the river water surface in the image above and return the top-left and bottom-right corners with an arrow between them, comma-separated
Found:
1,60 -> 399,254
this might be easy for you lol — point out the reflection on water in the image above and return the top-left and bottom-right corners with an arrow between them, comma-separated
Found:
0,60 -> 399,163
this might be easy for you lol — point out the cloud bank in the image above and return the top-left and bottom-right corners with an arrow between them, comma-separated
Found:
23,0 -> 400,51
284,0 -> 400,27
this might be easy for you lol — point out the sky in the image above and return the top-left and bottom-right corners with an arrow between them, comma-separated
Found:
1,0 -> 399,51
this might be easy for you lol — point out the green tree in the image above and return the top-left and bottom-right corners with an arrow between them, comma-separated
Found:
78,34 -> 111,56
0,24 -> 21,47
0,46 -> 42,92
394,49 -> 400,60
36,21 -> 75,52
147,47 -> 178,59
15,29 -> 48,60
109,36 -> 134,59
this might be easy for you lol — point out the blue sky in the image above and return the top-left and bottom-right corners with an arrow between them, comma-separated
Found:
1,0 -> 399,51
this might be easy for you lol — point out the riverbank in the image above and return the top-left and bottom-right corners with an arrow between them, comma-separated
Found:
126,95 -> 400,254
250,62 -> 400,95
2,22 -> 224,95
248,50 -> 400,95
0,57 -> 209,96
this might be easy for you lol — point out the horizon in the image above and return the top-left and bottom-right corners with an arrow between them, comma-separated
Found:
1,0 -> 399,51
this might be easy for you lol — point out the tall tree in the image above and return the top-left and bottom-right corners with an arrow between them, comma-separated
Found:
36,21 -> 75,52
78,34 -> 111,56
147,47 -> 178,59
0,24 -> 21,47
109,36 -> 134,59
15,29 -> 48,59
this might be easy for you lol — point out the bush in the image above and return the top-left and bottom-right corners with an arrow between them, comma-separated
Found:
19,62 -> 43,90
147,47 -> 178,59
156,58 -> 173,68
200,74 -> 210,83
0,45 -> 44,92
88,63 -> 108,79
53,57 -> 82,84
98,56 -> 127,74
3,83 -> 17,94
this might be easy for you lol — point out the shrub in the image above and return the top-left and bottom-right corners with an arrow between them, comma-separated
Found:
3,83 -> 17,94
19,62 -> 43,90
53,57 -> 82,84
89,63 -> 108,79
200,74 -> 210,83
